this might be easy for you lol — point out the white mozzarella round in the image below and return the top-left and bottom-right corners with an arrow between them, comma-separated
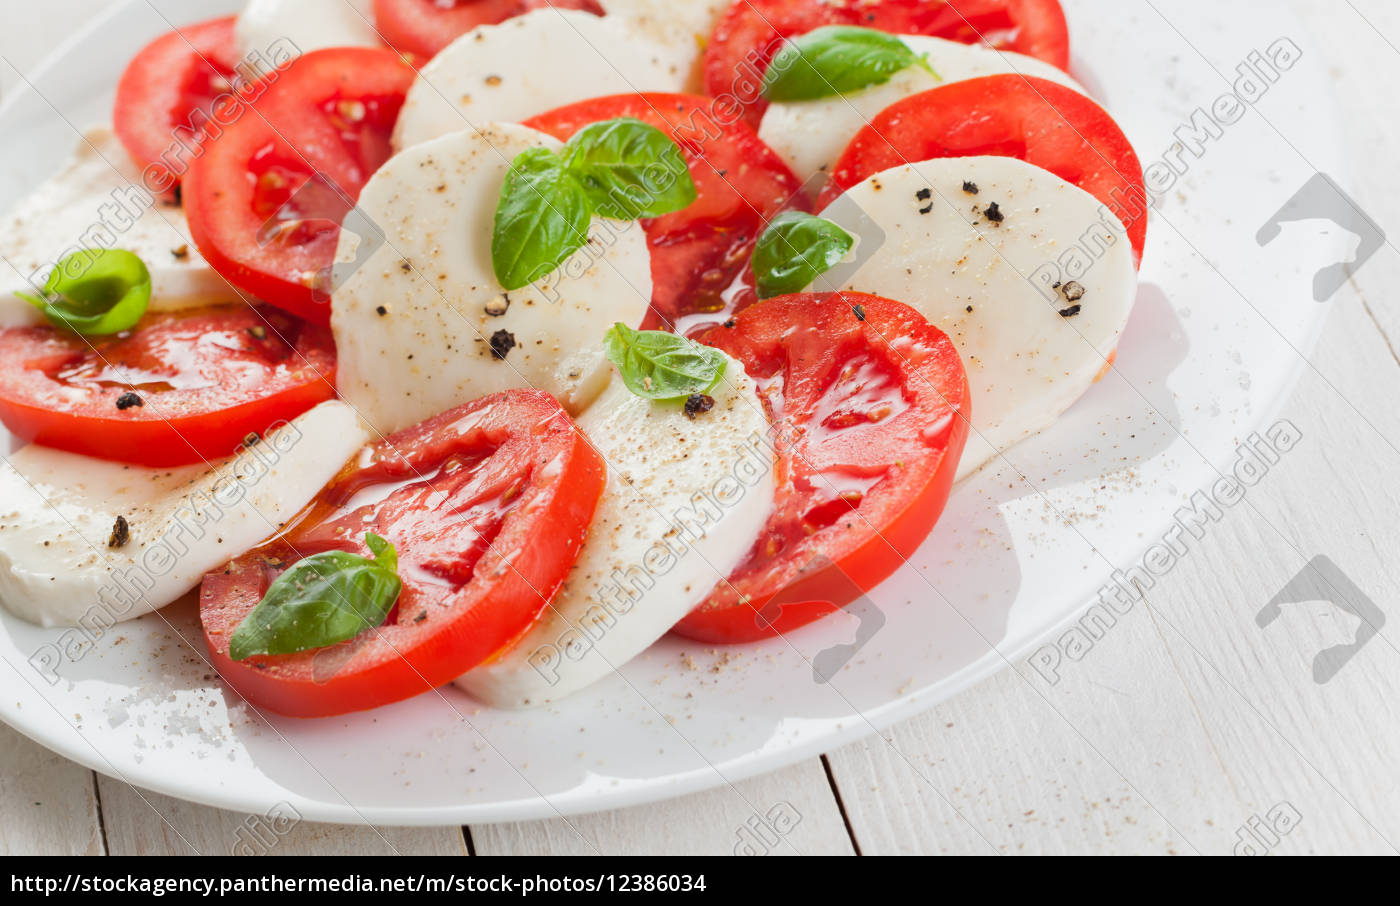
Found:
235,0 -> 380,76
597,0 -> 732,91
0,402 -> 369,628
0,129 -> 242,327
758,35 -> 1086,185
332,122 -> 652,436
457,357 -> 774,708
392,9 -> 688,151
817,156 -> 1138,481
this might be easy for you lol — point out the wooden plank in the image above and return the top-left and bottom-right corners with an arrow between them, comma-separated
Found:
7,0 -> 1400,856
96,776 -> 467,856
824,622 -> 1214,856
472,761 -> 854,856
0,724 -> 103,856
821,0 -> 1400,857
826,297 -> 1400,856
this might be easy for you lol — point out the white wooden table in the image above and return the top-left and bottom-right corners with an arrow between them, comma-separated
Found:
3,0 -> 1399,856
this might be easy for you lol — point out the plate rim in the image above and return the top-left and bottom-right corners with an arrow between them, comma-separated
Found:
0,0 -> 1340,825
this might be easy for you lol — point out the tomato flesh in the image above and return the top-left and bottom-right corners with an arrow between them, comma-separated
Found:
673,292 -> 970,644
525,93 -> 808,336
704,0 -> 1072,128
0,306 -> 336,468
113,16 -> 246,199
183,48 -> 414,325
200,390 -> 606,718
373,0 -> 605,60
819,75 -> 1148,267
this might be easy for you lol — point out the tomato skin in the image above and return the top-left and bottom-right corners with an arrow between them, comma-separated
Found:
673,292 -> 970,644
113,16 -> 244,199
373,0 -> 604,59
524,93 -> 808,335
704,0 -> 1071,128
0,306 -> 336,468
200,390 -> 606,718
818,75 -> 1148,268
183,47 -> 414,325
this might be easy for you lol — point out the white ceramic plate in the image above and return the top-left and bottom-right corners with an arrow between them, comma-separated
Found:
0,0 -> 1345,824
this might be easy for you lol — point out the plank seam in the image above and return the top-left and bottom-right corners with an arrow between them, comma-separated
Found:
90,770 -> 109,856
820,755 -> 862,856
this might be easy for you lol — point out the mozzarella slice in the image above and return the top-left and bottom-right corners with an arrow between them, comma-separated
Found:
597,0 -> 731,92
393,9 -> 688,151
0,401 -> 369,628
758,35 -> 1086,184
0,128 -> 242,327
817,156 -> 1138,481
235,0 -> 379,76
457,359 -> 774,708
332,122 -> 652,435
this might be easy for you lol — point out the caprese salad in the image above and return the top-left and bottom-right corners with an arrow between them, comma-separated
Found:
0,0 -> 1145,717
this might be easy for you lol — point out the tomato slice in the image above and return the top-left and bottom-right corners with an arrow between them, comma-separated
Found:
373,0 -> 605,60
0,306 -> 336,468
704,0 -> 1071,128
818,75 -> 1148,267
673,292 -> 970,644
524,93 -> 808,335
200,390 -> 606,718
113,16 -> 246,199
183,47 -> 414,325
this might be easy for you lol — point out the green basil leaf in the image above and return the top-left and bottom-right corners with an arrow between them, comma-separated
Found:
491,147 -> 592,291
752,211 -> 855,299
18,248 -> 151,336
603,322 -> 727,401
228,532 -> 403,661
562,117 -> 696,220
761,26 -> 939,102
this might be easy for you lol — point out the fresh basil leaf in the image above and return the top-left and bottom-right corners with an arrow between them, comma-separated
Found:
491,122 -> 696,288
603,322 -> 727,401
228,532 -> 403,661
752,211 -> 854,299
491,147 -> 592,291
761,26 -> 939,102
562,117 -> 696,220
18,248 -> 151,335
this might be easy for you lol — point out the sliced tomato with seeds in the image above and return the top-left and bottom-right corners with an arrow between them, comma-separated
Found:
113,16 -> 247,199
373,0 -> 605,60
704,0 -> 1072,128
183,47 -> 414,324
525,92 -> 808,336
200,390 -> 606,718
0,305 -> 336,468
818,75 -> 1148,267
672,292 -> 970,644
